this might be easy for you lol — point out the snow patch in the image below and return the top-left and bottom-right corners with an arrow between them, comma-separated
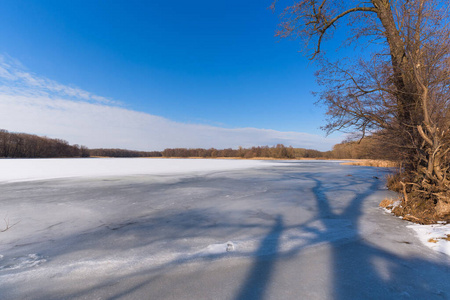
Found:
408,223 -> 450,256
200,241 -> 236,255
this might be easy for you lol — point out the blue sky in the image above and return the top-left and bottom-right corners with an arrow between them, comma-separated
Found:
0,0 -> 344,151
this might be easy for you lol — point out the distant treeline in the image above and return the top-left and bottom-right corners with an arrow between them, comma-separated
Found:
153,139 -> 390,159
90,148 -> 162,158
0,128 -> 390,160
0,129 -> 89,158
87,145 -> 326,159
157,134 -> 385,161
161,145 -> 326,159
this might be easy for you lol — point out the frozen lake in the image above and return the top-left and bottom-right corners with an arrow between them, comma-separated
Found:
0,158 -> 449,299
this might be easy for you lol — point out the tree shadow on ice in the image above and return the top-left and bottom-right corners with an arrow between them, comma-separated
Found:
234,215 -> 283,300
232,165 -> 450,299
308,171 -> 449,299
102,214 -> 284,300
2,165 -> 450,299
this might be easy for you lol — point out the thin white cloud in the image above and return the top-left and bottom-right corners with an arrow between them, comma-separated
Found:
0,55 -> 342,151
0,55 -> 117,105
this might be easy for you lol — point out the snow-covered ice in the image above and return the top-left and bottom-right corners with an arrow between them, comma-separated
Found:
0,158 -> 449,299
407,223 -> 450,256
0,157 -> 287,182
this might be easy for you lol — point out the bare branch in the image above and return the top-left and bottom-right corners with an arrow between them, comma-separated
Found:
0,217 -> 20,232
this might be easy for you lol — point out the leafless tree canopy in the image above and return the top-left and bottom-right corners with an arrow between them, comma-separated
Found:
274,0 -> 450,222
162,145 -> 324,159
89,148 -> 162,158
0,129 -> 89,158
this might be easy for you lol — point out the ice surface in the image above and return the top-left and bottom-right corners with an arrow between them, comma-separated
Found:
0,158 -> 449,299
0,254 -> 46,271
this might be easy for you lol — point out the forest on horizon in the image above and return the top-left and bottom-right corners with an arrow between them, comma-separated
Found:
0,128 -> 388,160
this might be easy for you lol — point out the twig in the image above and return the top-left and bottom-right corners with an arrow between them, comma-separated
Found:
0,217 -> 20,232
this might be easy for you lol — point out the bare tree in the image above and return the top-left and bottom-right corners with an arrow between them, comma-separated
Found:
273,0 -> 450,222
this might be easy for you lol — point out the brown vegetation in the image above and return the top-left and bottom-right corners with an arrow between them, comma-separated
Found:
386,173 -> 404,193
379,199 -> 396,210
341,160 -> 398,168
428,235 -> 450,243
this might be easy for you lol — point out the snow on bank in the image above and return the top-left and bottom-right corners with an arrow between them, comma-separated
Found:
407,223 -> 450,256
382,201 -> 450,257
0,158 -> 288,182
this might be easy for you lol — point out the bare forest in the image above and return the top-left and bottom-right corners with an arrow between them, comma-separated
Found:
0,129 -> 89,158
1,128 -> 386,160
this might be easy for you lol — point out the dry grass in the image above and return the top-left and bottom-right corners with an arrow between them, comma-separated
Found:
341,159 -> 399,168
379,199 -> 395,209
428,235 -> 450,243
386,173 -> 403,192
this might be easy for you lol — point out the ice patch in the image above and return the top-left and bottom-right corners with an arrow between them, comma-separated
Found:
0,254 -> 46,271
